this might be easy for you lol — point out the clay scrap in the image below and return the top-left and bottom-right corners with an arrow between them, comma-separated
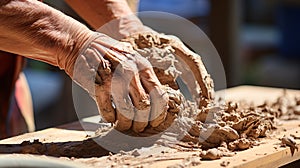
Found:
280,136 -> 298,156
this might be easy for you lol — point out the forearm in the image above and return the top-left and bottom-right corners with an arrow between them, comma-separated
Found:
65,0 -> 134,29
65,0 -> 143,39
0,0 -> 93,75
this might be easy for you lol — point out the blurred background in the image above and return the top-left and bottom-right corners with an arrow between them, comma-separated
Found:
24,0 -> 300,130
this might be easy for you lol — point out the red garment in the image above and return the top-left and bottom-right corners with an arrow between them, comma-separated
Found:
0,51 -> 28,139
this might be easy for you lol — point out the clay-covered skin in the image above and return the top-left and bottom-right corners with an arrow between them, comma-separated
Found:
74,34 -> 169,133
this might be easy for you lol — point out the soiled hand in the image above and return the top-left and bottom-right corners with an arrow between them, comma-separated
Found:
73,33 -> 168,132
123,32 -> 214,106
97,14 -> 214,105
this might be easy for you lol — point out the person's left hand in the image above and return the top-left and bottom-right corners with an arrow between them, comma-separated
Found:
74,33 -> 169,133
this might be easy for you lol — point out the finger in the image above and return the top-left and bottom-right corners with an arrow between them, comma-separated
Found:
83,47 -> 105,70
85,45 -> 115,122
90,42 -> 122,65
139,68 -> 169,128
91,34 -> 122,49
75,43 -> 116,123
175,61 -> 200,101
95,83 -> 116,123
129,73 -> 151,133
170,40 -> 214,100
163,86 -> 182,114
83,47 -> 111,85
73,54 -> 98,93
112,42 -> 134,53
136,55 -> 169,127
111,75 -> 134,131
92,34 -> 134,53
168,98 -> 181,114
91,38 -> 133,59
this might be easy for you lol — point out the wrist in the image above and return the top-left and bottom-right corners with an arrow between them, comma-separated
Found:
98,14 -> 149,40
68,32 -> 116,96
55,21 -> 95,77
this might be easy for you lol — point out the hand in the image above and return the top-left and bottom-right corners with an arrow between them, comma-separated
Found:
122,31 -> 215,107
73,33 -> 169,132
98,14 -> 214,106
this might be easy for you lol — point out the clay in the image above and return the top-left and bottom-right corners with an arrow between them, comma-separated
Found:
168,89 -> 298,159
198,125 -> 239,148
280,136 -> 298,156
228,138 -> 251,151
1,139 -> 109,158
294,106 -> 300,115
220,161 -> 230,167
168,157 -> 201,168
200,148 -> 222,160
217,147 -> 235,157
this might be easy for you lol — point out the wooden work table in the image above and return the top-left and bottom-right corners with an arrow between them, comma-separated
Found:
0,86 -> 300,168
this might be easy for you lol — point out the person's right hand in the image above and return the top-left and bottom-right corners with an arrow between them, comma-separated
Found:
73,33 -> 169,133
95,13 -> 215,106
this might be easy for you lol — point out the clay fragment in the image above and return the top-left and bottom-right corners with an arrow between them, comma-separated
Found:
228,138 -> 251,151
294,106 -> 300,115
200,148 -> 222,160
220,161 -> 230,167
280,136 -> 298,156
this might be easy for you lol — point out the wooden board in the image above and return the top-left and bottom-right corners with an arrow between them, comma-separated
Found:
0,85 -> 300,168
